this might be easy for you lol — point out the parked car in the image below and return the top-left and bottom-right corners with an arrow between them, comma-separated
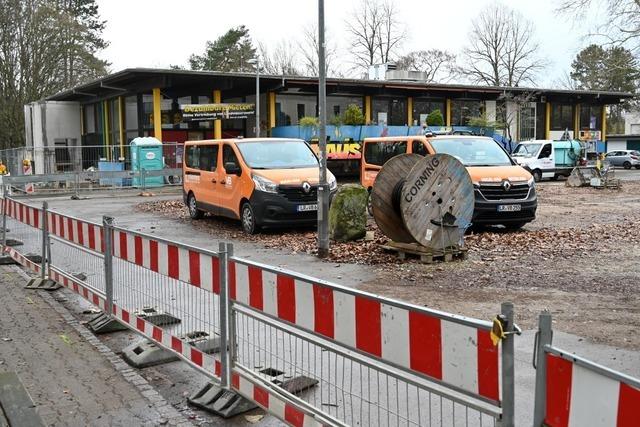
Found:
183,138 -> 337,234
604,150 -> 640,169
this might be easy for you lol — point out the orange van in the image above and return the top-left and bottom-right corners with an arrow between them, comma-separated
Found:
361,135 -> 537,229
183,138 -> 337,234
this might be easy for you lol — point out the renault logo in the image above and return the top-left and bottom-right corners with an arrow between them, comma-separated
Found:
302,182 -> 311,193
502,181 -> 512,191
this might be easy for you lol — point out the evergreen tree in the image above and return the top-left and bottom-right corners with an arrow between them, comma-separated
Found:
189,26 -> 257,72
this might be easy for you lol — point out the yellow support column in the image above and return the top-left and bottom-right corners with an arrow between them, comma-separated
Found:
80,106 -> 84,136
118,96 -> 125,159
268,91 -> 276,133
213,89 -> 222,139
364,96 -> 372,124
601,105 -> 607,141
152,88 -> 162,142
407,97 -> 413,126
545,102 -> 551,140
445,99 -> 452,126
574,104 -> 580,139
103,100 -> 110,160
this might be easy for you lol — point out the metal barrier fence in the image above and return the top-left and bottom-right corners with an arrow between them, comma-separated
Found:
0,168 -> 182,197
0,144 -> 183,176
532,312 -> 640,426
0,195 -> 518,427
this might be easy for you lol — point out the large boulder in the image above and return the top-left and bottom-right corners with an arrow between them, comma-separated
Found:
329,184 -> 368,242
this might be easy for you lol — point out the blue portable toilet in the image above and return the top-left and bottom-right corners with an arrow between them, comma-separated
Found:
131,137 -> 164,187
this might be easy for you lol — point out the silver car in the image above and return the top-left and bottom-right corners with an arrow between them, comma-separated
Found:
604,150 -> 640,169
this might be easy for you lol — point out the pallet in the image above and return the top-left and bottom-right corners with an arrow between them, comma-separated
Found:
381,241 -> 467,263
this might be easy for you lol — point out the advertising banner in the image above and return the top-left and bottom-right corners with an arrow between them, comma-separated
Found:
181,103 -> 255,122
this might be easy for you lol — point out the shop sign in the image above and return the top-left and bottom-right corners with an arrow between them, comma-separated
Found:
181,103 -> 255,121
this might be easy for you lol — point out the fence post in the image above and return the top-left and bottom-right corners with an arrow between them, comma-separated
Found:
218,241 -> 230,389
40,202 -> 48,279
103,216 -> 114,317
141,168 -> 146,192
1,193 -> 6,248
226,243 -> 237,365
501,302 -> 515,427
532,311 -> 553,427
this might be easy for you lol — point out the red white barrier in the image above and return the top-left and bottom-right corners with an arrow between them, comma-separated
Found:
46,212 -> 104,253
545,352 -> 640,427
3,246 -> 41,274
5,198 -> 42,229
229,259 -> 500,402
104,226 -> 500,403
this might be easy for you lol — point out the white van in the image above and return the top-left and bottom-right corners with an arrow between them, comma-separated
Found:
512,140 -> 583,181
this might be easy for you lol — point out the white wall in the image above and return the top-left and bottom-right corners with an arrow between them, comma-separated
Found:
25,101 -> 81,174
549,130 -> 574,140
606,141 -> 627,151
623,111 -> 640,134
485,101 -> 496,123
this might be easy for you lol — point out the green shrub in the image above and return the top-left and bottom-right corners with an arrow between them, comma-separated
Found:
299,116 -> 319,127
329,114 -> 343,126
426,109 -> 444,126
342,104 -> 365,125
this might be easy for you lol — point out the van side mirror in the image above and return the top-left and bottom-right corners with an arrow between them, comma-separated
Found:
224,162 -> 241,176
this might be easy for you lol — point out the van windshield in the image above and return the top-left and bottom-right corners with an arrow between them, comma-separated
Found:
513,143 -> 542,157
429,137 -> 513,166
236,140 -> 319,169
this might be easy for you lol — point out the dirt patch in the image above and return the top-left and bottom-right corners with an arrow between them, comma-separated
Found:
137,181 -> 640,349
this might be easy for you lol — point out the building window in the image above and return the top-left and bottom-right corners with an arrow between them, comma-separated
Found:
451,100 -> 484,126
297,104 -> 305,121
412,99 -> 446,125
551,104 -> 573,131
579,105 -> 602,130
519,103 -> 536,140
372,97 -> 407,126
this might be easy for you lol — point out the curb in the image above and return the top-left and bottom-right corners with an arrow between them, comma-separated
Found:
10,266 -> 195,427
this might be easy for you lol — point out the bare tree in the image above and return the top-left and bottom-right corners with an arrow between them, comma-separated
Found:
297,23 -> 340,77
258,41 -> 302,76
395,49 -> 459,83
460,2 -> 545,87
346,0 -> 407,71
558,0 -> 640,51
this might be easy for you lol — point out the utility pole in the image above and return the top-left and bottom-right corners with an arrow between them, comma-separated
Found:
248,57 -> 261,137
317,0 -> 329,258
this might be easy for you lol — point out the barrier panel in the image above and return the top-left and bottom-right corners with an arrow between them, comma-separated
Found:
1,195 -> 517,427
532,312 -> 640,427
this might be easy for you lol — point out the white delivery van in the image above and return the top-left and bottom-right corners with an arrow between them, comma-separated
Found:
512,140 -> 583,182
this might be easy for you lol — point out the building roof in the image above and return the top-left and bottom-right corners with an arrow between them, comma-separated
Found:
46,68 -> 635,104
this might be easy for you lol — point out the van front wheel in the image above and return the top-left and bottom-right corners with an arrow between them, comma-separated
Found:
188,193 -> 204,219
241,202 -> 260,234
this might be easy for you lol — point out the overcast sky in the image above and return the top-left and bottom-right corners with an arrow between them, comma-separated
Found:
96,0 -> 599,87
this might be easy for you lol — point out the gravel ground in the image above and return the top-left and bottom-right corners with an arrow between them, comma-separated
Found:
137,181 -> 640,350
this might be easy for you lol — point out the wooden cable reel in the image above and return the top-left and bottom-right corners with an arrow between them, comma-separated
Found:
371,153 -> 474,251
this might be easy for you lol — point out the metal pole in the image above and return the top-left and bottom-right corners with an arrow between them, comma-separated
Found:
40,201 -> 48,279
317,0 -> 329,258
533,311 -> 553,427
501,302 -> 515,427
218,241 -> 230,388
255,61 -> 260,138
1,193 -> 6,248
141,168 -> 146,192
103,216 -> 114,317
226,243 -> 237,364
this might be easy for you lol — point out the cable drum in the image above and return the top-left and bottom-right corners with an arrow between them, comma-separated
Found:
370,154 -> 422,243
372,153 -> 474,251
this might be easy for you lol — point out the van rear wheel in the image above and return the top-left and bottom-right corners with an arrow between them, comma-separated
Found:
188,193 -> 204,219
241,202 -> 260,234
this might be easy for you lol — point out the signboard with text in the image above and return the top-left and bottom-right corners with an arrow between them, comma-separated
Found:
181,103 -> 255,122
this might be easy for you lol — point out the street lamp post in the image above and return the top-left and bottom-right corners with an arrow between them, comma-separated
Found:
317,0 -> 329,258
248,57 -> 261,137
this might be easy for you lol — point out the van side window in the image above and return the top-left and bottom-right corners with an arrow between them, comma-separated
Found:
186,145 -> 200,169
412,140 -> 428,156
199,145 -> 218,172
539,144 -> 552,159
364,141 -> 407,166
223,145 -> 239,170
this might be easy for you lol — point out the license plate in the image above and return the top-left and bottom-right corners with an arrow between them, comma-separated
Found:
498,204 -> 522,212
297,204 -> 318,212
